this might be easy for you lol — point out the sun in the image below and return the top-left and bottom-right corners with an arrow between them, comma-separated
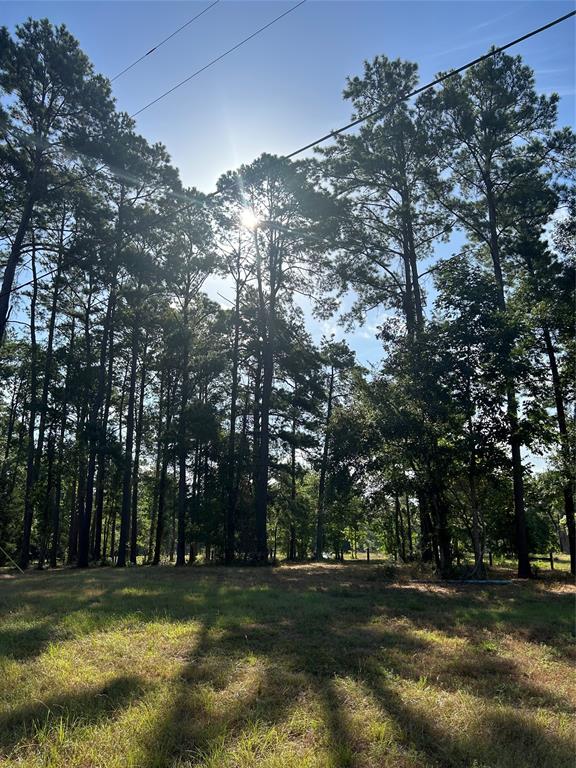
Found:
240,208 -> 260,230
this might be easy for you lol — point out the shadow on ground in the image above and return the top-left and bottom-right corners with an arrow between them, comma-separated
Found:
0,563 -> 574,767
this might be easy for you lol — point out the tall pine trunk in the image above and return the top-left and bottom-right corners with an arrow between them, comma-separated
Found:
130,347 -> 147,565
176,352 -> 190,567
153,378 -> 174,565
20,237 -> 39,569
0,169 -> 38,344
78,280 -> 117,567
315,366 -> 334,560
542,326 -> 575,574
93,288 -> 117,562
254,335 -> 272,563
225,266 -> 241,564
148,369 -> 165,562
50,319 -> 75,567
405,492 -> 413,558
289,408 -> 297,561
486,183 -> 531,578
117,319 -> 139,567
33,225 -> 64,520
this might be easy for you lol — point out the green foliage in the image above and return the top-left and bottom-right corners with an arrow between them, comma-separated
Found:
0,19 -> 573,576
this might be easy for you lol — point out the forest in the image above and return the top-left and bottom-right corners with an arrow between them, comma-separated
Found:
1,17 -> 574,581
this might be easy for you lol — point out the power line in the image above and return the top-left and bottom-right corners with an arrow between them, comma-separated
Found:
131,0 -> 307,117
2,9 -> 574,304
111,1 -> 221,82
285,9 -> 576,158
31,0 -> 307,197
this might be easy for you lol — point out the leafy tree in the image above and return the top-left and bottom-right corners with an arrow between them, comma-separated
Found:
0,18 -> 114,342
1,20 -> 573,580
418,51 -> 565,577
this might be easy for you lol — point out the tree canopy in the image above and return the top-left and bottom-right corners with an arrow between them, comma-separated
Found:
1,22 -> 574,578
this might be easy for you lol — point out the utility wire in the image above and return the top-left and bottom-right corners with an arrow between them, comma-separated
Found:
131,0 -> 307,117
285,9 -> 576,158
32,0 -> 307,196
2,9 -> 574,303
111,0 -> 221,82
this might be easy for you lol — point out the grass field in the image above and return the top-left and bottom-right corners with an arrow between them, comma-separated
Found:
0,563 -> 574,768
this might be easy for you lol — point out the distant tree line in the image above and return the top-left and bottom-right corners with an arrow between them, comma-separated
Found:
1,19 -> 574,577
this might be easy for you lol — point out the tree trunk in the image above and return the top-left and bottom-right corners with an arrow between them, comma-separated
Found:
468,444 -> 486,578
70,430 -> 86,565
542,326 -> 575,575
93,289 -> 117,562
289,407 -> 297,561
418,491 -> 434,563
0,373 -> 23,483
153,377 -> 174,565
431,484 -> 451,575
109,492 -> 117,562
74,280 -> 96,565
176,378 -> 189,566
486,182 -> 531,578
148,369 -> 165,562
117,318 -> 139,567
0,188 -> 37,345
37,431 -> 56,570
0,372 -> 25,549
67,403 -> 85,566
316,366 -> 335,560
130,346 -> 147,565
50,318 -> 75,567
405,492 -> 413,558
20,237 -> 39,569
254,330 -> 272,564
225,265 -> 241,564
170,459 -> 177,562
400,182 -> 424,335
79,278 -> 117,567
33,218 -> 65,515
394,492 -> 406,561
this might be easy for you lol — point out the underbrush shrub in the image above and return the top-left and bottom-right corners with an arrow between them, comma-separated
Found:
373,563 -> 397,580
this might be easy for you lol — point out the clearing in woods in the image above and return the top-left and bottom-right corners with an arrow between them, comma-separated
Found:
0,563 -> 574,768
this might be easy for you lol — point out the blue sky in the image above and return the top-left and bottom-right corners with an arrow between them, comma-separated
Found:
3,1 -> 573,194
3,0 -> 575,369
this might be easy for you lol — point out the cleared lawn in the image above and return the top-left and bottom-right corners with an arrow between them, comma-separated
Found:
0,563 -> 574,768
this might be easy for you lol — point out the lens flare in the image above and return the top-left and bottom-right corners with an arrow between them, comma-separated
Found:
240,208 -> 260,230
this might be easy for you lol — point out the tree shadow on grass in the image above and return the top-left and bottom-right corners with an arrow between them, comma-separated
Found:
364,661 -> 575,768
380,665 -> 564,766
142,573 -> 574,767
0,568 -> 220,663
134,580 -> 432,767
437,650 -> 573,711
3,566 -> 574,767
0,674 -> 148,755
136,578 -> 301,767
0,618 -> 56,661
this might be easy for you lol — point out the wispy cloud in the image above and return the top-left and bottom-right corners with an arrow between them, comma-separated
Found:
429,34 -> 498,60
427,3 -> 529,61
536,67 -> 572,76
468,7 -> 521,33
541,86 -> 576,98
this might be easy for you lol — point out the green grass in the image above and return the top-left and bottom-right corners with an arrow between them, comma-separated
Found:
0,563 -> 574,768
491,553 -> 572,574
